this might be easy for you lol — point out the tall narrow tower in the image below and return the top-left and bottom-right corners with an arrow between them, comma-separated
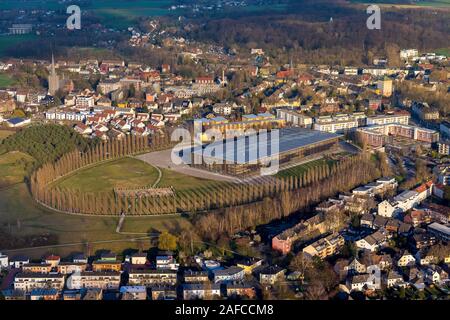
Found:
48,54 -> 60,96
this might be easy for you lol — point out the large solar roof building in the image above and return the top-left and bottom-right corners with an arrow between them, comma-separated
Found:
189,127 -> 341,176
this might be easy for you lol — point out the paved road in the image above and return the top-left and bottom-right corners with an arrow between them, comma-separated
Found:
136,149 -> 240,182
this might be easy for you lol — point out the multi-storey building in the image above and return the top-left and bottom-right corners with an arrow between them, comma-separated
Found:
183,283 -> 221,300
14,273 -> 65,292
313,113 -> 362,133
128,269 -> 177,286
92,260 -> 122,272
57,262 -> 88,274
302,233 -> 345,259
366,112 -> 410,126
357,123 -> 439,147
22,263 -> 52,273
276,108 -> 313,128
66,271 -> 121,290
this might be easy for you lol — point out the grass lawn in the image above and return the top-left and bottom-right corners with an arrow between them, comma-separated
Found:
0,73 -> 16,87
158,168 -> 226,192
276,158 -> 336,178
55,157 -> 159,193
436,47 -> 450,57
0,151 -> 34,188
0,183 -> 193,259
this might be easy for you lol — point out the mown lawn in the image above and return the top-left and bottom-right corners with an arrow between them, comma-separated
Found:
0,151 -> 34,187
0,73 -> 16,87
0,183 -> 193,259
55,157 -> 159,193
276,158 -> 336,178
158,168 -> 225,191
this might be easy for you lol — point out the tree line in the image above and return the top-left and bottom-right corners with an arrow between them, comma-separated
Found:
194,153 -> 381,241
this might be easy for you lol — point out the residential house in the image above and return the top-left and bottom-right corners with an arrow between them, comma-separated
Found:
130,252 -> 147,265
350,274 -> 372,292
150,285 -> 177,300
412,232 -> 436,250
226,282 -> 257,299
397,251 -> 416,267
120,286 -> 147,300
9,256 -> 29,269
345,258 -> 367,275
355,229 -> 390,252
30,288 -> 59,300
183,283 -> 221,300
360,214 -> 375,228
387,270 -> 406,288
45,255 -> 61,268
57,262 -> 87,274
156,252 -> 179,270
414,250 -> 438,266
259,266 -> 286,285
424,266 -> 449,286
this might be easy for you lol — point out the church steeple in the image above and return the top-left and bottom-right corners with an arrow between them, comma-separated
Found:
51,53 -> 56,75
48,53 -> 60,96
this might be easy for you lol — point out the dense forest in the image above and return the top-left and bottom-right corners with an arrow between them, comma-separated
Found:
0,124 -> 96,167
194,153 -> 382,240
188,0 -> 450,65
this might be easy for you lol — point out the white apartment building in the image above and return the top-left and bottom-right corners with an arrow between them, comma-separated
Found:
75,95 -> 95,108
276,108 -> 313,128
400,49 -> 419,60
14,273 -> 65,292
313,113 -> 365,133
367,113 -> 410,126
66,271 -> 121,290
128,270 -> 177,286
183,283 -> 221,300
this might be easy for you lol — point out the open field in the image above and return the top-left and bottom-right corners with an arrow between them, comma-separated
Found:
436,47 -> 450,57
158,168 -> 226,191
276,158 -> 337,178
0,73 -> 15,87
53,156 -> 223,193
0,151 -> 34,187
55,157 -> 159,193
0,183 -> 193,259
0,34 -> 37,57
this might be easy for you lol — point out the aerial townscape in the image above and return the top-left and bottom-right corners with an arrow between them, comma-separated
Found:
0,0 -> 449,303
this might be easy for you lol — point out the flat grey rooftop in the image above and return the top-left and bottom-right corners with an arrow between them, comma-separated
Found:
190,127 -> 341,163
